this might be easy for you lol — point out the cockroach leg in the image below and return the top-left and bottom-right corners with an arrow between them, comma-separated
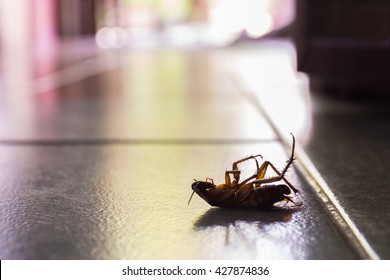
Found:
235,134 -> 297,196
259,161 -> 298,193
232,154 -> 263,171
229,154 -> 263,182
224,170 -> 240,186
283,195 -> 297,206
205,177 -> 214,184
247,156 -> 295,190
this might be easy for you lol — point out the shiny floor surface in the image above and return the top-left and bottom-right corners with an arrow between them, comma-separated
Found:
0,40 -> 387,259
304,94 -> 390,259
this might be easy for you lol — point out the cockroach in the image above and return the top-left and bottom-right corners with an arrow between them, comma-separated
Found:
188,134 -> 300,209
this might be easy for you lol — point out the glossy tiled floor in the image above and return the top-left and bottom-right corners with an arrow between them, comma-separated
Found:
303,94 -> 390,259
0,40 -> 387,259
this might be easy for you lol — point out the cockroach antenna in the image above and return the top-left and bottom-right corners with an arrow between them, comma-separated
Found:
187,179 -> 198,205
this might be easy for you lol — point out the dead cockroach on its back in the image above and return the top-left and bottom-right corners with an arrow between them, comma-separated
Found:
188,134 -> 300,209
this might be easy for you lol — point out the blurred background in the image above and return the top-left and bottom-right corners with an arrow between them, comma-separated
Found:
0,0 -> 295,85
1,0 -> 389,92
0,0 -> 390,260
0,0 -> 295,50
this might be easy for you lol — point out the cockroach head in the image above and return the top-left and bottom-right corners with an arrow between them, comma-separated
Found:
191,180 -> 215,192
188,180 -> 215,205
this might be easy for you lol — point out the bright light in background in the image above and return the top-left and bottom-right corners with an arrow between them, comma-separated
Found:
95,27 -> 127,48
210,0 -> 274,39
232,41 -> 312,143
94,0 -> 295,48
244,11 -> 273,38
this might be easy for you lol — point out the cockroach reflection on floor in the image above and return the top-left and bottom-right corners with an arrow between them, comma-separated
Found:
188,134 -> 301,209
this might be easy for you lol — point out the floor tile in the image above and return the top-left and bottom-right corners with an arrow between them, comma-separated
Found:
304,94 -> 390,259
0,41 -> 361,260
0,143 -> 356,259
0,50 -> 274,141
